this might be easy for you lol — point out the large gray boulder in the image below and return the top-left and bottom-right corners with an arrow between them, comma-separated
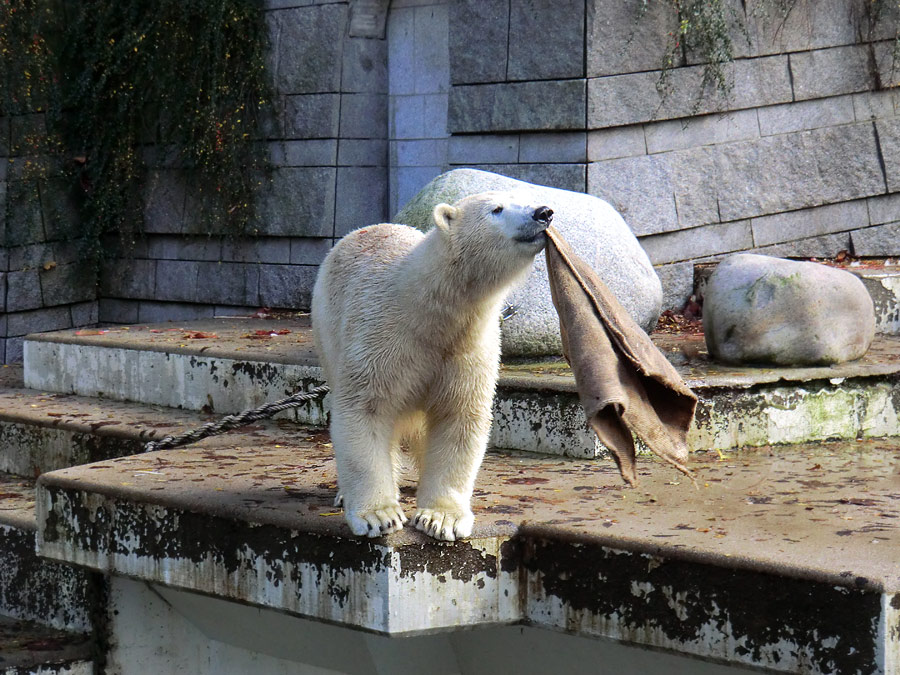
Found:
394,169 -> 662,356
703,254 -> 876,366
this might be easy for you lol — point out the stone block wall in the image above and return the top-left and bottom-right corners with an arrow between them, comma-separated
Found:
0,118 -> 98,363
447,0 -> 900,308
4,0 -> 900,362
99,0 -> 391,326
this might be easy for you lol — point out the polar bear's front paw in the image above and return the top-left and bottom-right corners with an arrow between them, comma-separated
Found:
413,508 -> 474,542
345,503 -> 408,538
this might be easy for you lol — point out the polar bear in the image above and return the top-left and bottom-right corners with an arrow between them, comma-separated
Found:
311,192 -> 553,541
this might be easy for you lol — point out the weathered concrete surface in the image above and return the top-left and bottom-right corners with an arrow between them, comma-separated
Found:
36,433 -> 900,674
0,615 -> 92,674
22,320 -> 900,456
0,475 -> 94,634
855,266 -> 900,335
0,378 -> 226,477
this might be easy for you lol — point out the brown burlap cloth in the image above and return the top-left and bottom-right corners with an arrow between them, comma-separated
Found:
545,226 -> 698,485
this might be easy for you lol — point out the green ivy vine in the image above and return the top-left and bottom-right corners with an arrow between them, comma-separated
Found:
1,0 -> 273,260
640,0 -> 900,100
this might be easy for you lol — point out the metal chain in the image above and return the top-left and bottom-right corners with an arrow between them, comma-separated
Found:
142,384 -> 330,453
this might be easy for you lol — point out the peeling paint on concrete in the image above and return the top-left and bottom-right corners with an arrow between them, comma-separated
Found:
37,487 -> 518,634
857,273 -> 900,335
521,537 -> 885,674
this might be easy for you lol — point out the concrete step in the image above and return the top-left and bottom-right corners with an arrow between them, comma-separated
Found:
0,473 -> 94,635
22,319 -> 900,456
0,367 -> 222,479
34,427 -> 900,675
0,615 -> 92,674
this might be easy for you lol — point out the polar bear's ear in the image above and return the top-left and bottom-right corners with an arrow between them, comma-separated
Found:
433,203 -> 457,233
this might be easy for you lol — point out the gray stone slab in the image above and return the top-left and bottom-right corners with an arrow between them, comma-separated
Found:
339,93 -> 388,139
645,109 -> 759,154
289,238 -> 332,265
70,300 -> 98,327
136,302 -> 216,323
852,89 -> 900,122
852,222 -> 900,256
449,80 -> 587,133
8,306 -> 70,336
334,166 -> 389,237
255,168 -> 337,238
269,5 -> 346,94
258,264 -> 318,310
758,95 -> 856,136
8,113 -> 46,155
8,240 -> 84,271
154,260 -> 200,303
38,178 -> 78,242
744,0 -> 858,56
338,139 -> 387,167
715,123 -> 885,222
6,337 -> 23,362
142,171 -> 186,234
389,94 -> 426,140
192,262 -> 260,306
868,192 -> 900,225
588,56 -> 792,129
392,139 -> 447,167
392,165 -> 443,215
877,117 -> 900,192
284,94 -> 341,139
447,134 -> 519,165
587,154 -> 678,236
654,261 -> 695,312
6,269 -> 42,313
221,238 -> 291,265
472,164 -> 587,194
518,132 -> 587,164
39,263 -> 96,308
423,93 -> 449,137
4,181 -> 44,247
448,0 -> 509,84
587,0 -> 680,77
752,231 -> 853,258
0,116 -> 9,157
0,272 -> 5,313
270,140 -> 338,167
340,36 -> 388,94
99,259 -> 157,300
145,235 -> 222,262
751,200 -> 870,247
387,5 -> 416,95
412,3 -> 449,95
98,298 -> 139,324
790,44 -> 874,101
638,220 -> 754,265
586,126 -> 647,161
508,0 -> 583,81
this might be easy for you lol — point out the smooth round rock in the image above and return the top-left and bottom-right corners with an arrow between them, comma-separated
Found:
703,254 -> 876,366
394,169 -> 662,357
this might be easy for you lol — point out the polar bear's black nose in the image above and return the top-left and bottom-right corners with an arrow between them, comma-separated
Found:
533,206 -> 553,224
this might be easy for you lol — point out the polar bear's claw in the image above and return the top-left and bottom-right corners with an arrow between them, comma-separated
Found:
347,504 -> 407,538
413,509 -> 474,542
333,493 -> 344,508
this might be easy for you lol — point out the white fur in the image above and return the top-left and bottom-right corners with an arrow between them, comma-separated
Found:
311,192 -> 550,540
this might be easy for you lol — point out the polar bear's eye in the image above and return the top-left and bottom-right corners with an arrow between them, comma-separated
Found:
492,205 -> 504,214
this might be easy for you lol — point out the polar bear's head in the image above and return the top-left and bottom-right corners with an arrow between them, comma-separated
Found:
431,191 -> 554,266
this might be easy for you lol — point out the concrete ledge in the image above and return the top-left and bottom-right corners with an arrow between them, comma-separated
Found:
0,474 -> 94,633
0,615 -> 92,674
35,435 -> 900,674
23,320 -> 900,456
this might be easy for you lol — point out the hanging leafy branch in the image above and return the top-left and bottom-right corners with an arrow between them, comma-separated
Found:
1,0 -> 274,259
638,0 -> 900,100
